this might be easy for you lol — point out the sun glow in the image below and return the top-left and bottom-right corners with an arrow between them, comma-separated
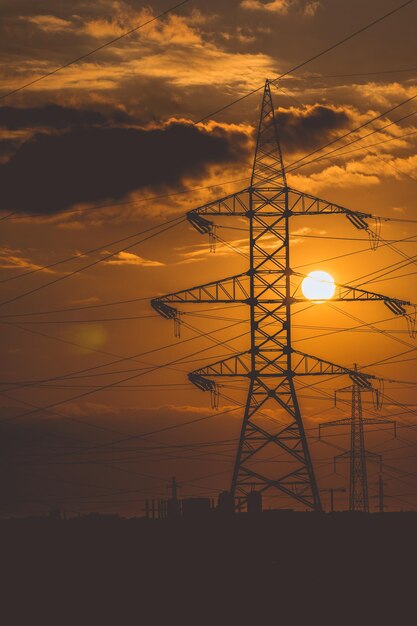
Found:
301,270 -> 336,302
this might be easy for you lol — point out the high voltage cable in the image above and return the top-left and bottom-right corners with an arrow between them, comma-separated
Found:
328,302 -> 416,352
370,268 -> 417,286
0,0 -> 192,101
2,316 -> 410,458
327,304 -> 417,423
5,63 -> 417,313
270,71 -> 417,202
0,214 -> 184,285
348,249 -> 417,288
4,0 -> 409,120
195,0 -> 417,123
3,125 -> 416,226
4,334 -> 416,504
294,234 -> 417,243
1,220 -> 414,333
2,121 -> 415,227
5,386 -> 416,502
292,128 -> 417,174
358,236 -> 417,286
6,9 -> 417,504
3,175 -> 251,222
269,69 -> 417,187
297,66 -> 417,80
2,314 -> 414,330
4,360 -> 414,482
0,318 -> 249,422
2,236 -> 412,450
1,227 -> 414,323
5,306 -> 404,398
0,314 -> 337,467
286,99 -> 417,174
295,233 -> 417,271
0,218 -> 184,309
5,314 -> 409,389
0,317 -> 247,395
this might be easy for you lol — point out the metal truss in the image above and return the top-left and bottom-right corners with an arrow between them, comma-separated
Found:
152,79 -> 412,512
152,273 -> 409,309
319,374 -> 395,512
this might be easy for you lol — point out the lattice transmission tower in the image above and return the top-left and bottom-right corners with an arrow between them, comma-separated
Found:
152,80 -> 412,512
319,369 -> 395,512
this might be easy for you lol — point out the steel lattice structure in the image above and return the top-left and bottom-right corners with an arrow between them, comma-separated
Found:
152,80 -> 411,511
319,371 -> 395,512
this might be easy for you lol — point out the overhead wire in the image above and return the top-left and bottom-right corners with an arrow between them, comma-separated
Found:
0,0 -> 193,101
4,2 -> 417,509
195,0 -> 417,123
0,218 -> 184,309
0,214 -> 184,285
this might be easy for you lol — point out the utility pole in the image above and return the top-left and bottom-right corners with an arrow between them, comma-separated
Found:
171,476 -> 178,501
378,474 -> 385,512
152,80 -> 411,512
319,371 -> 395,512
167,476 -> 180,518
322,487 -> 346,513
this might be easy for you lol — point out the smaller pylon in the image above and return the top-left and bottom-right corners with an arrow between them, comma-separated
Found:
371,474 -> 391,512
319,368 -> 395,512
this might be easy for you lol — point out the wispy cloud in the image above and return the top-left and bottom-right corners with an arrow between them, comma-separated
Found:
0,247 -> 54,272
19,14 -> 72,32
240,0 -> 293,14
105,251 -> 164,267
240,0 -> 321,16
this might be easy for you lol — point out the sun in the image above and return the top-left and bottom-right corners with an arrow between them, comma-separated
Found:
301,270 -> 336,302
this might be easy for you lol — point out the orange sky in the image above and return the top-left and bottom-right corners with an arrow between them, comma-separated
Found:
1,0 -> 417,516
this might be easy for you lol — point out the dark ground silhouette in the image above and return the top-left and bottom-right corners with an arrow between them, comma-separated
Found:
1,511 -> 415,624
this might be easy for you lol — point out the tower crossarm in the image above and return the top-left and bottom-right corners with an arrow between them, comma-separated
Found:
188,350 -> 377,387
333,449 -> 383,469
151,273 -> 250,314
292,350 -> 376,387
294,276 -> 410,313
319,416 -> 393,438
186,188 -> 251,221
320,417 -> 353,431
288,187 -> 374,225
187,187 -> 296,224
188,351 -> 252,383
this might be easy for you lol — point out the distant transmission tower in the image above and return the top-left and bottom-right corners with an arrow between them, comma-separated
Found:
152,80 -> 411,512
319,369 -> 395,512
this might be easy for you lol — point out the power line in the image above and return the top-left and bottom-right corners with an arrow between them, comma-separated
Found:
2,175 -> 251,222
286,98 -> 417,174
298,66 -> 417,80
195,0 -> 417,123
0,0 -> 192,101
0,218 -> 184,309
0,215 -> 183,284
0,318 -> 248,422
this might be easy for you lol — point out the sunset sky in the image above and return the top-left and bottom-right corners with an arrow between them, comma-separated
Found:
1,0 -> 417,516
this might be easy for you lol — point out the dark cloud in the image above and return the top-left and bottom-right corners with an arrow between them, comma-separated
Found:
0,120 -> 250,214
0,105 -> 132,130
275,104 -> 351,153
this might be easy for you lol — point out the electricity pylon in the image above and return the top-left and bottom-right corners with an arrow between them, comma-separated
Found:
152,80 -> 411,511
319,370 -> 395,512
372,474 -> 391,512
